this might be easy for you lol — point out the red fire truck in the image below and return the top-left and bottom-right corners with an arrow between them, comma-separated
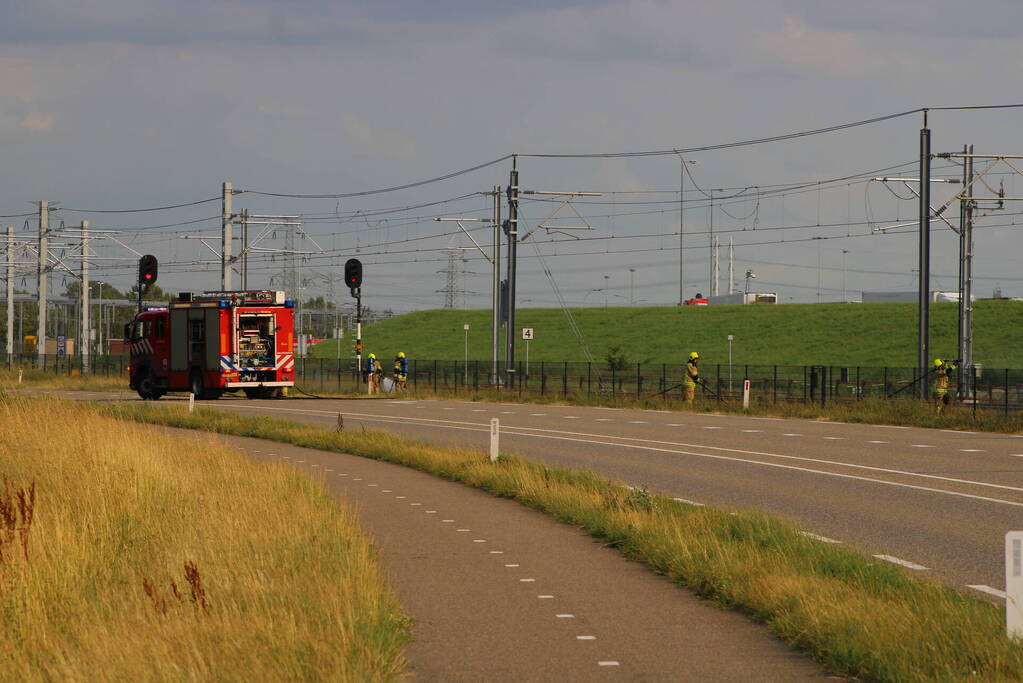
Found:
126,290 -> 296,400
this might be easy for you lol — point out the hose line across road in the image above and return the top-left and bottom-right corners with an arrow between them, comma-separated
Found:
172,395 -> 1023,600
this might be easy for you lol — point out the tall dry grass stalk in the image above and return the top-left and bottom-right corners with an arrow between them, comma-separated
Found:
105,400 -> 1023,682
0,395 -> 408,681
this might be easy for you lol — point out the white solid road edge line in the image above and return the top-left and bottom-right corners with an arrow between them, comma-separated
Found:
873,554 -> 929,570
966,584 -> 1008,600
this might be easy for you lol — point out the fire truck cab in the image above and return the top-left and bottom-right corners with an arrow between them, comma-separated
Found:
126,290 -> 296,400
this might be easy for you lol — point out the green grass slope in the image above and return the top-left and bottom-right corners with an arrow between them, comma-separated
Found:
310,301 -> 1023,368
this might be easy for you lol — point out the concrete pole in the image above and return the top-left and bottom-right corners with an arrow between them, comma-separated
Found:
222,181 -> 233,290
37,200 -> 48,368
711,236 -> 719,297
727,237 -> 734,295
5,225 -> 13,362
80,220 -> 90,373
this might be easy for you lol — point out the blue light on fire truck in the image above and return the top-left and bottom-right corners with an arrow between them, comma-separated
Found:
284,300 -> 295,308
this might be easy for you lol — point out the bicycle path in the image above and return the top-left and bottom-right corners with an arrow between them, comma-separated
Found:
224,433 -> 826,681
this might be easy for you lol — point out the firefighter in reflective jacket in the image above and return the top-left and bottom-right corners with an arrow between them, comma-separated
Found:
394,352 -> 409,391
932,358 -> 955,415
683,352 -> 700,403
366,353 -> 380,394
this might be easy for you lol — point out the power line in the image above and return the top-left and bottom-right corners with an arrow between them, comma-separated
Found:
57,197 -> 221,213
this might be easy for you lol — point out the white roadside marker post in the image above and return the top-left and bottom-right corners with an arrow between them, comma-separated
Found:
742,379 -> 750,409
18,369 -> 23,384
1008,531 -> 1023,639
490,418 -> 499,463
189,392 -> 195,413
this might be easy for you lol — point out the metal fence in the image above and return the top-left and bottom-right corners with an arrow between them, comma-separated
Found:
4,354 -> 129,377
7,355 -> 1022,417
294,358 -> 1023,417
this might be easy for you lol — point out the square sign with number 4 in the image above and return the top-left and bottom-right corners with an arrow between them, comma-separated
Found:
522,328 -> 534,340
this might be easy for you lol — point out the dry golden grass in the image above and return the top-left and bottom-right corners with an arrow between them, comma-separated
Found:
0,394 -> 408,681
0,368 -> 125,392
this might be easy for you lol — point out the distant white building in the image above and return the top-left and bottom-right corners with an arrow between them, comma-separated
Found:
861,291 -> 971,303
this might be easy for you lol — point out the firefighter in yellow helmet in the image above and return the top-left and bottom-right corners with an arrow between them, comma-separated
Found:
394,351 -> 409,392
683,351 -> 700,403
932,358 -> 956,415
366,353 -> 380,395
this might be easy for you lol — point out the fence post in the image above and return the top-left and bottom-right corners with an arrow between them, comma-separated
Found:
563,361 -> 568,398
1005,368 -> 1010,418
587,362 -> 592,397
661,363 -> 666,403
773,365 -> 778,404
474,360 -> 479,393
611,366 -> 616,398
433,360 -> 437,392
973,366 -> 978,419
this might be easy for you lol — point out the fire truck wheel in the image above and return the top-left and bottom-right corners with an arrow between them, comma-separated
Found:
136,369 -> 161,401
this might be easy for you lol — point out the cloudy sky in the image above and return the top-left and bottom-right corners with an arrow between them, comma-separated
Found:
2,0 -> 1022,315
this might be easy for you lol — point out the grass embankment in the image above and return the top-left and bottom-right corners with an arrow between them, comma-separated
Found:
100,401 -> 1023,682
311,300 -> 1023,366
0,367 -> 124,392
0,395 -> 408,681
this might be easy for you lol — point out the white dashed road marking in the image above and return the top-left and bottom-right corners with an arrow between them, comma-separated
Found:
703,426 -> 721,430
867,440 -> 889,444
598,661 -> 620,667
783,433 -> 802,437
537,595 -> 554,599
576,635 -> 596,640
741,429 -> 762,433
960,449 -> 984,453
563,416 -> 580,419
520,578 -> 535,582
556,614 -> 574,618
823,437 -> 844,441
874,554 -> 929,570
967,584 -> 1008,600
801,531 -> 842,544
911,444 -> 934,448
628,421 -> 648,424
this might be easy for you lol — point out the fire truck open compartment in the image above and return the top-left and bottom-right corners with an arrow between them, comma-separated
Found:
237,313 -> 276,369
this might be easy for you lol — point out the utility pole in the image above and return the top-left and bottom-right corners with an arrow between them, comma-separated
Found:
80,220 -> 90,373
959,145 -> 975,394
504,156 -> 519,384
37,200 -> 48,368
727,238 -> 734,294
5,225 -> 13,362
711,236 -> 719,297
676,155 -> 696,306
629,267 -> 636,305
241,208 -> 249,290
918,113 -> 931,398
708,190 -> 715,296
222,181 -> 233,290
492,186 -> 501,385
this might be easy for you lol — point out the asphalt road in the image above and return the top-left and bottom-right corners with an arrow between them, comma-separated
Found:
61,390 -> 1023,600
225,433 -> 822,681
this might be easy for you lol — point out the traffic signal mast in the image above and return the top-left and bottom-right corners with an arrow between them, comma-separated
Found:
137,254 -> 158,313
345,258 -> 363,371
